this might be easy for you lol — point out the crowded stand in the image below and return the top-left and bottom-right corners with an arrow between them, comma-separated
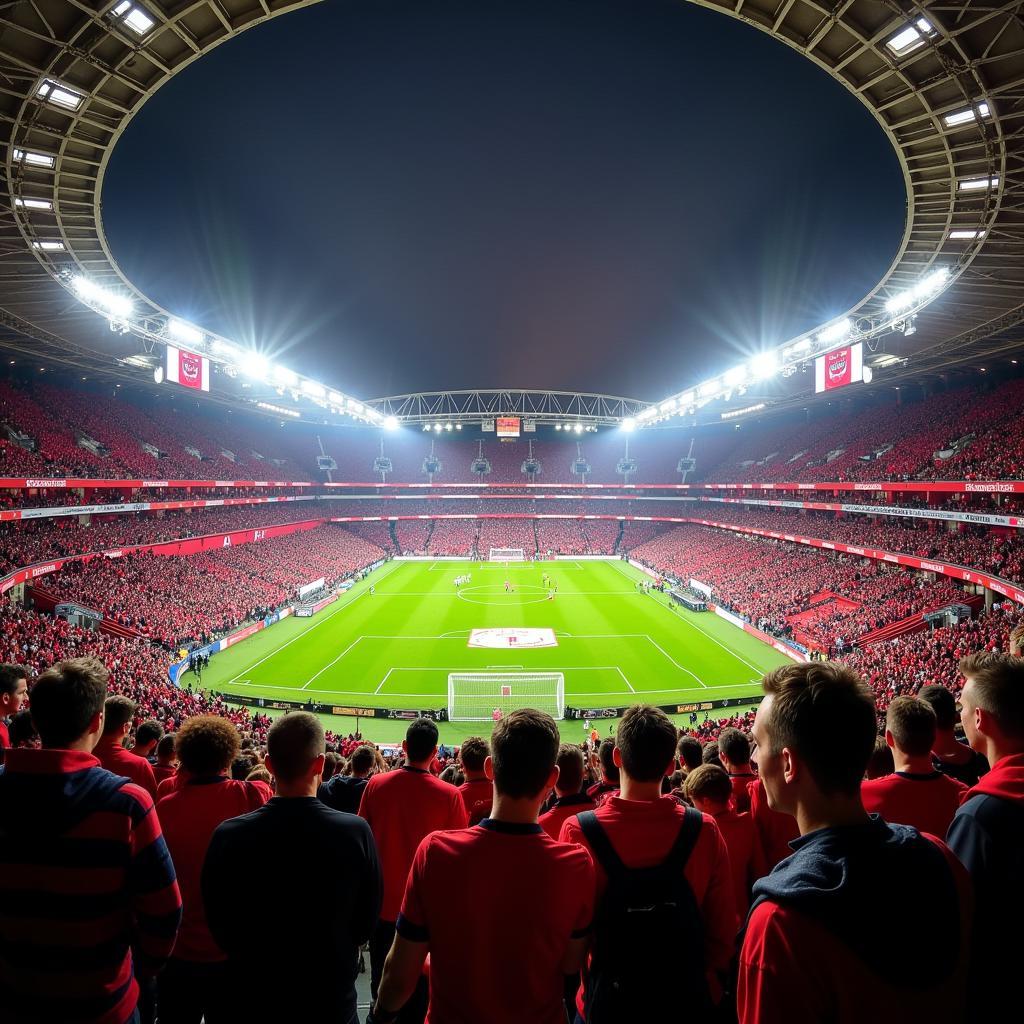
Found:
393,519 -> 432,554
475,518 -> 537,555
535,518 -> 590,555
425,519 -> 478,555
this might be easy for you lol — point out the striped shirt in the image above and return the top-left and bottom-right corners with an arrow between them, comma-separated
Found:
0,748 -> 182,1024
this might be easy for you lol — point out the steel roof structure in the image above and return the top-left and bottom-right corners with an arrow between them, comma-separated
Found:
1,0 -> 1022,427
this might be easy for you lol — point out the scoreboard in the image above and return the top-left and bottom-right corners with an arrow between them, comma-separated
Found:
496,417 -> 521,438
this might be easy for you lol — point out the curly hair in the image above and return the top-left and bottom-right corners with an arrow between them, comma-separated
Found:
174,715 -> 242,777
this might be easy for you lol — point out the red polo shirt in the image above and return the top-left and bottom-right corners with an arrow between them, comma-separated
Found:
359,765 -> 468,921
157,776 -> 272,962
397,819 -> 594,1024
153,763 -> 177,786
560,795 -> 737,1009
747,778 -> 799,870
861,771 -> 966,837
458,777 -> 493,825
95,738 -> 158,800
538,792 -> 596,840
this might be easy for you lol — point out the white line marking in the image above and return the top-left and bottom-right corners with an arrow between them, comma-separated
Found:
677,613 -> 768,676
374,667 -> 394,695
301,636 -> 365,690
615,666 -> 636,694
641,635 -> 707,689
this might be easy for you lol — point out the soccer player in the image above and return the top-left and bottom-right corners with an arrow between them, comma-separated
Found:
370,709 -> 594,1024
560,705 -> 736,1018
738,662 -> 971,1023
458,735 -> 494,825
0,657 -> 182,1024
492,707 -> 503,723
946,652 -> 1024,1024
157,715 -> 271,1023
359,717 -> 468,1017
860,695 -> 966,836
505,579 -> 511,592
95,694 -> 159,799
202,712 -> 380,1024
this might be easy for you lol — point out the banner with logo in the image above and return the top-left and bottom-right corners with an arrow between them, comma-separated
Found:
166,345 -> 210,392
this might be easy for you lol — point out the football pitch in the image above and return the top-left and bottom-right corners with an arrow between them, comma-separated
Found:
201,559 -> 790,743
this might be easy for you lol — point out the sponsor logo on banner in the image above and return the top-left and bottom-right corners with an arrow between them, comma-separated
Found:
143,481 -> 170,488
222,536 -> 232,547
920,561 -> 945,573
854,483 -> 876,490
31,563 -> 58,578
104,550 -> 124,558
966,482 -> 1016,493
847,547 -> 865,555
253,530 -> 266,541
26,479 -> 67,488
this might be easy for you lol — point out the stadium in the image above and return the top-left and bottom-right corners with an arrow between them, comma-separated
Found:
1,2 -> 1023,1023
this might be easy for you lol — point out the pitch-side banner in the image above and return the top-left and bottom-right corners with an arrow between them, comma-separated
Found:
166,346 -> 210,392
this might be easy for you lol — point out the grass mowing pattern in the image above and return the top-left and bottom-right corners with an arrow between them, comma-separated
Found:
199,560 -> 789,742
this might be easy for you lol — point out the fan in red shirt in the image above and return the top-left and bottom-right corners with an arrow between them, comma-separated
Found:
685,763 -> 765,916
0,663 -> 29,761
738,662 -> 971,1024
560,705 -> 737,1018
718,727 -> 757,812
94,694 -> 159,800
539,743 -> 596,839
156,714 -> 271,1023
153,733 -> 179,786
457,736 -> 493,825
861,696 -> 966,836
747,775 -> 799,870
359,717 -> 468,1020
585,737 -> 620,806
370,708 -> 593,1024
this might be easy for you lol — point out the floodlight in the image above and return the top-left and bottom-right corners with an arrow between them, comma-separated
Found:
817,318 -> 852,346
555,424 -> 562,430
14,197 -> 52,211
621,417 -> 636,432
698,379 -> 720,398
445,422 -> 453,431
13,149 -> 55,169
943,102 -> 990,128
455,423 -> 462,430
274,365 -> 298,387
168,319 -> 203,347
245,353 -> 270,380
71,275 -> 132,318
949,230 -> 985,240
112,1 -> 156,36
37,80 -> 84,111
659,399 -> 677,414
679,391 -> 695,407
384,415 -> 399,430
434,423 -> 443,432
33,240 -> 64,251
301,380 -> 326,399
958,176 -> 999,192
574,423 -> 583,434
884,267 -> 949,315
748,352 -> 779,380
724,366 -> 746,387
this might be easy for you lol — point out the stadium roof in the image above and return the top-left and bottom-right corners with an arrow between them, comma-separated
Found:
0,0 -> 1022,426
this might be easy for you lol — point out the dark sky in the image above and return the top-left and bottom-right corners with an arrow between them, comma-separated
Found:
104,0 -> 904,402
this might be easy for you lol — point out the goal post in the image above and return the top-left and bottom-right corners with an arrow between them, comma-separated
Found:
448,672 -> 565,721
488,547 -> 526,562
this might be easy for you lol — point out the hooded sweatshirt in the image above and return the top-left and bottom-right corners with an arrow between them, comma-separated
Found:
0,748 -> 182,1024
738,816 -> 970,1024
946,752 -> 1024,1023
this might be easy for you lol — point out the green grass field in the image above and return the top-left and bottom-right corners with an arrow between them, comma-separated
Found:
197,559 -> 789,743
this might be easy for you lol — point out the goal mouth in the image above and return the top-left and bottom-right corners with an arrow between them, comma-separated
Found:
488,547 -> 526,562
448,672 -> 565,721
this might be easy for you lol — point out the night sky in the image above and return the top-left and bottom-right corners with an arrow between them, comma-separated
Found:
104,0 -> 904,402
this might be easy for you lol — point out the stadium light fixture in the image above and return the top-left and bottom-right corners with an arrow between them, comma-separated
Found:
724,366 -> 746,388
168,319 -> 204,347
32,240 -> 64,251
14,197 -> 52,211
748,352 -> 779,380
816,318 -> 852,346
698,379 -> 720,398
679,391 -> 695,408
244,352 -> 270,380
943,102 -> 991,128
958,175 -> 1000,192
384,415 -> 399,430
13,148 -> 56,169
884,267 -> 950,315
301,379 -> 326,399
621,417 -> 636,432
111,1 -> 156,36
886,18 -> 935,57
434,423 -> 443,432
574,423 -> 584,434
949,229 -> 985,240
445,422 -> 453,431
274,365 -> 298,387
455,423 -> 462,430
70,275 -> 133,319
36,79 -> 85,112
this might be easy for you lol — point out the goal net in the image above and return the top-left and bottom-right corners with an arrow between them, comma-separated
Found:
448,672 -> 565,721
489,547 -> 526,561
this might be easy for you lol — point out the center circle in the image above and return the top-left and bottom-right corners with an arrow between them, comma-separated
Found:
456,583 -> 552,607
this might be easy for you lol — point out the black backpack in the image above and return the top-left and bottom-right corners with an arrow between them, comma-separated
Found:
578,807 -> 713,1023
